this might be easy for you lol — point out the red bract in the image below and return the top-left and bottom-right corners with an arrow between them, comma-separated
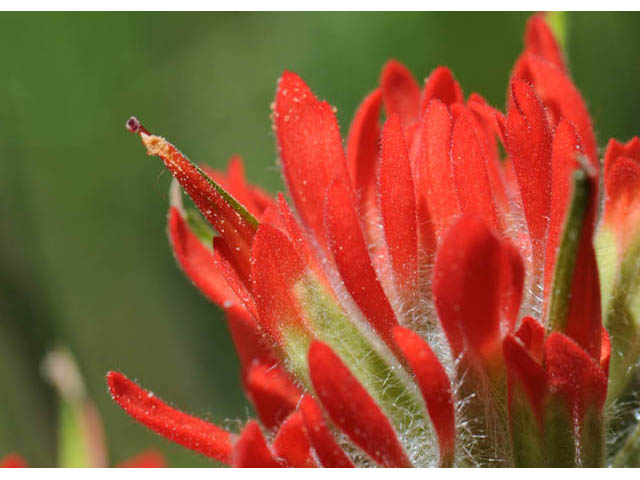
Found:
112,13 -> 640,467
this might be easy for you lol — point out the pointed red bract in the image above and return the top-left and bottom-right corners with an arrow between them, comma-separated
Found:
604,157 -> 640,245
545,120 -> 583,298
564,234 -> 602,361
226,307 -> 273,371
380,60 -> 421,128
514,54 -> 597,169
503,334 -> 547,423
106,372 -> 233,464
411,99 -> 459,237
392,326 -> 455,465
250,224 -> 308,341
544,333 -> 607,424
466,94 -> 510,219
433,216 -> 504,361
300,395 -> 355,468
499,242 -> 525,331
274,71 -> 349,248
467,93 -> 505,146
232,421 -> 281,468
346,88 -> 383,216
524,14 -> 566,71
116,450 -> 166,468
506,79 -> 553,268
515,316 -> 545,362
325,177 -> 398,344
379,114 -> 418,298
272,410 -> 317,467
245,359 -> 302,431
420,66 -> 464,113
201,156 -> 275,218
603,138 -> 640,247
451,106 -> 499,231
140,132 -> 257,270
168,207 -> 240,311
308,341 -> 411,468
212,237 -> 256,317
272,193 -> 326,277
604,137 -> 640,178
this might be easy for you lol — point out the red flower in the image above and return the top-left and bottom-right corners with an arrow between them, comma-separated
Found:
111,14 -> 640,467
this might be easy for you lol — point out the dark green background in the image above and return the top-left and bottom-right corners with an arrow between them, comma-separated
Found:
0,12 -> 638,467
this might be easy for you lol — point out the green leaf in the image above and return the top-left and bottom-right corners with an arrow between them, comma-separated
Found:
547,168 -> 590,333
185,207 -> 216,247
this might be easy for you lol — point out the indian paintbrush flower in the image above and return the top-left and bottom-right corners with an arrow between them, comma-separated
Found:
108,13 -> 640,467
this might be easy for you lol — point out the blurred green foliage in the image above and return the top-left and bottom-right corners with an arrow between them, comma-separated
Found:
0,12 -> 638,467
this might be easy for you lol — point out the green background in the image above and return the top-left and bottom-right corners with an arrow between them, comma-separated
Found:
0,12 -> 638,467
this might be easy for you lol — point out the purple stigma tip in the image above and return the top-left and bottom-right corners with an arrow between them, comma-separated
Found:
126,116 -> 141,133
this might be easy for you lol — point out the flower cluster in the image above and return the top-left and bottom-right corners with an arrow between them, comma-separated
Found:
109,14 -> 640,467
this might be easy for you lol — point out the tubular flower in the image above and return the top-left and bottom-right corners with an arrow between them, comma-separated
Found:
111,13 -> 640,467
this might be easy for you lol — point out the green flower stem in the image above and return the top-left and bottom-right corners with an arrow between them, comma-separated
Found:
548,169 -> 590,333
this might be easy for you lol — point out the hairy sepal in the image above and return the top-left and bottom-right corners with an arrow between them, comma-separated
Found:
250,225 -> 437,466
433,215 -> 520,465
392,326 -> 455,466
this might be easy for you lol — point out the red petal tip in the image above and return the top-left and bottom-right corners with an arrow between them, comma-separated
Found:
107,371 -> 233,464
232,421 -> 281,468
308,341 -> 411,468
